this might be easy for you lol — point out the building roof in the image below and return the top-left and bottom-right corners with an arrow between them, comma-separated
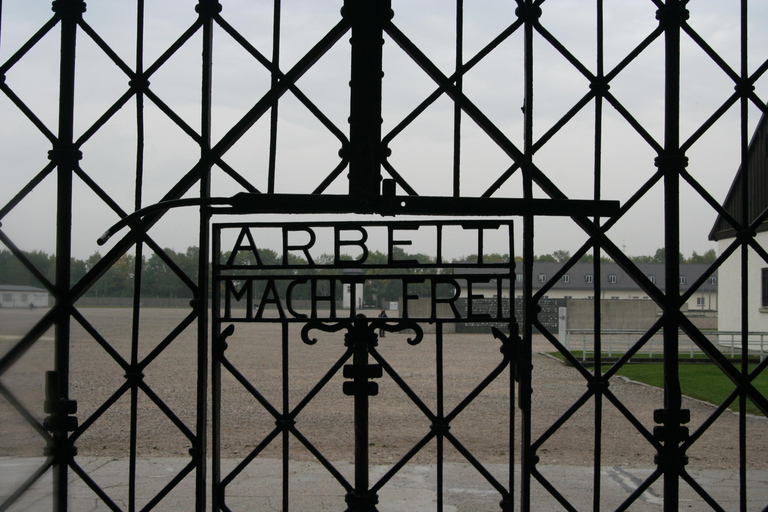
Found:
456,262 -> 717,292
528,262 -> 716,292
709,113 -> 768,241
0,284 -> 48,292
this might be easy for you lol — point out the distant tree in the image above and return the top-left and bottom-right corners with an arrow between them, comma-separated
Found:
0,248 -> 55,287
454,253 -> 509,263
687,249 -> 716,264
552,250 -> 571,263
483,253 -> 509,263
70,257 -> 87,286
630,247 -> 715,264
103,254 -> 135,297
630,253 -> 654,264
577,253 -> 613,263
534,253 -> 557,262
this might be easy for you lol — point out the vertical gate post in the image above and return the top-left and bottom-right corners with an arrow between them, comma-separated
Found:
657,1 -> 689,509
343,316 -> 382,512
343,0 -> 392,208
196,1 -> 219,510
517,1 -> 541,510
50,1 -> 86,510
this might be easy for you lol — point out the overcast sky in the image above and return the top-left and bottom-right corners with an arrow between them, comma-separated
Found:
1,1 -> 767,262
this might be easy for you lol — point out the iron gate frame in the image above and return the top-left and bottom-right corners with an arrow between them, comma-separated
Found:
210,219 -> 522,512
0,0 -> 767,511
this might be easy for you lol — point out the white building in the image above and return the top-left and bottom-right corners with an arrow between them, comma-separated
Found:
458,262 -> 718,312
0,285 -> 49,308
709,113 -> 768,331
342,282 -> 364,310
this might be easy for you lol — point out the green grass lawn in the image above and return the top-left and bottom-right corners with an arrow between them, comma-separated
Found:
610,363 -> 767,415
551,353 -> 768,415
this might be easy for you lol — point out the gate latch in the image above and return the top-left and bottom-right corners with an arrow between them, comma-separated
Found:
343,364 -> 383,396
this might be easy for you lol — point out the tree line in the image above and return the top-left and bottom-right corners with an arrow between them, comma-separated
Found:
0,246 -> 717,301
0,247 -> 200,299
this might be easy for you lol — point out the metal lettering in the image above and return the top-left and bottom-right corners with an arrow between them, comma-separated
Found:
335,226 -> 369,265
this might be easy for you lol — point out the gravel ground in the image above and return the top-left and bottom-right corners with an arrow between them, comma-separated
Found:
1,307 -> 766,471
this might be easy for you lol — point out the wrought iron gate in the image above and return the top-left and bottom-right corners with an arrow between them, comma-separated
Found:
1,1 -> 767,511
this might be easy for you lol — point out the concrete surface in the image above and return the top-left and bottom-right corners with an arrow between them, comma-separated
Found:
2,456 -> 767,511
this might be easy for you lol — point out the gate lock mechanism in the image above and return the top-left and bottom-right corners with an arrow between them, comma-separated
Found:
343,363 -> 383,396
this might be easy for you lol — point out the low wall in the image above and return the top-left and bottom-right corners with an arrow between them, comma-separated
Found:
566,299 -> 718,331
566,299 -> 658,331
76,297 -> 194,308
395,297 -> 566,335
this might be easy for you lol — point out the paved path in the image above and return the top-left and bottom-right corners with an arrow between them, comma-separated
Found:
3,456 -> 767,511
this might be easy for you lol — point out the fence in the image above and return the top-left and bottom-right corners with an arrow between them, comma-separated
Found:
565,329 -> 768,362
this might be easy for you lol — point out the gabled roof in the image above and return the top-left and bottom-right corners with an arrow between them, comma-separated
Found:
709,113 -> 768,241
455,263 -> 717,292
0,284 -> 48,292
529,262 -> 716,292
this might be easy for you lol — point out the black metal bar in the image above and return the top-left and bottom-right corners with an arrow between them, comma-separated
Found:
49,1 -> 84,510
0,81 -> 58,143
344,316 -> 380,512
0,457 -> 53,512
211,229 -> 223,512
127,2 -> 146,507
228,192 -> 619,217
738,4 -> 750,511
344,0 -> 390,203
593,3 -> 605,508
197,1 -> 217,510
268,0 -> 280,194
282,321 -> 290,511
657,2 -> 687,510
67,460 -> 123,512
453,0 -> 463,198
0,161 -> 56,221
210,19 -> 349,160
3,378 -> 47,438
0,229 -> 55,293
0,14 -> 59,75
436,323 -> 445,511
519,1 -> 537,509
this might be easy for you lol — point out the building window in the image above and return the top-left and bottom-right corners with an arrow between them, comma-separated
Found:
709,276 -> 717,285
696,297 -> 706,306
585,274 -> 593,284
608,274 -> 617,284
762,268 -> 768,307
562,275 -> 570,283
516,274 -> 523,283
564,295 -> 572,299
648,275 -> 656,284
20,293 -> 27,302
538,274 -> 547,283
2,293 -> 11,302
679,276 -> 686,285
611,296 -> 619,300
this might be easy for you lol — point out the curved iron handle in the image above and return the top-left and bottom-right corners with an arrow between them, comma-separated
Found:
301,320 -> 349,345
376,318 -> 424,345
